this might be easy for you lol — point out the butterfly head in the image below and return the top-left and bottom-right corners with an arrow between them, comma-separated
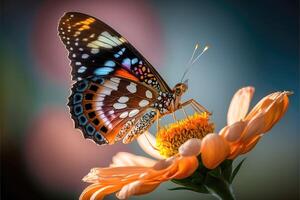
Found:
173,80 -> 188,97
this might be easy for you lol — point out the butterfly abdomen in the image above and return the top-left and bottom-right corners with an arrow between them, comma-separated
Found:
122,111 -> 157,144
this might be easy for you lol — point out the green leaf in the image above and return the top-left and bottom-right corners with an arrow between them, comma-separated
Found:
230,158 -> 246,183
208,166 -> 222,178
171,175 -> 209,194
220,160 -> 233,182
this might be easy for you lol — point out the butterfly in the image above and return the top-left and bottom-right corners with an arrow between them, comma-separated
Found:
58,12 -> 210,145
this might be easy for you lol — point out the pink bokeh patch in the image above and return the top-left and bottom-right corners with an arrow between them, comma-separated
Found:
24,107 -> 130,192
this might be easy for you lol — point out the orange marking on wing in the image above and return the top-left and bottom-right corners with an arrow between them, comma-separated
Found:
115,69 -> 139,81
73,17 -> 95,36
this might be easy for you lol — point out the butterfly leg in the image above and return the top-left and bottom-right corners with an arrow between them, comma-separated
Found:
122,111 -> 157,144
172,112 -> 177,121
156,110 -> 161,132
181,108 -> 188,118
179,99 -> 211,115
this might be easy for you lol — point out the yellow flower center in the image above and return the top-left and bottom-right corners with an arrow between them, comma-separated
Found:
156,112 -> 214,157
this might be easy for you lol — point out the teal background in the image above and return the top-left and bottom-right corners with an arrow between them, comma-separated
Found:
1,0 -> 299,199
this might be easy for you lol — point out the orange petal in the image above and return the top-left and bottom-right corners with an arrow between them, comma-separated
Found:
221,121 -> 247,143
201,134 -> 230,169
80,184 -> 122,200
241,91 -> 290,143
97,166 -> 149,176
227,144 -> 244,160
153,157 -> 176,170
227,87 -> 255,125
130,182 -> 160,196
260,92 -> 290,133
116,181 -> 160,199
110,152 -> 156,167
142,158 -> 179,181
90,185 -> 121,200
270,92 -> 289,126
171,156 -> 199,179
81,154 -> 199,199
80,183 -> 103,200
246,91 -> 290,121
240,113 -> 265,143
241,135 -> 262,154
83,167 -> 152,184
116,181 -> 142,199
179,138 -> 202,157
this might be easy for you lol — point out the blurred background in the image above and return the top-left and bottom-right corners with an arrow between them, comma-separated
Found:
1,0 -> 299,199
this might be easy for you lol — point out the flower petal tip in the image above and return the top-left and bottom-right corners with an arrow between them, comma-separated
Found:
227,86 -> 255,125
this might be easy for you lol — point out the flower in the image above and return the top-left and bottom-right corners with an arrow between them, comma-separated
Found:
80,87 -> 291,200
156,112 -> 214,157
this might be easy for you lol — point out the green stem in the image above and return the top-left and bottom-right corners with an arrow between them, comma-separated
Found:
204,175 -> 235,200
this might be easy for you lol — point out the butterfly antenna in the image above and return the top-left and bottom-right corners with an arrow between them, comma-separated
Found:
188,43 -> 199,65
181,43 -> 199,82
180,45 -> 209,82
191,45 -> 209,65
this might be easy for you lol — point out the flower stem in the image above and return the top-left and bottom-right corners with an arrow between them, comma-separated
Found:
204,175 -> 235,200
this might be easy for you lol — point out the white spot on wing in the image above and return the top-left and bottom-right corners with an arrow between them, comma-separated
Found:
88,40 -> 112,49
98,35 -> 117,46
118,96 -> 129,103
101,31 -> 122,45
110,77 -> 120,83
78,66 -> 87,73
91,48 -> 99,54
146,90 -> 152,98
104,81 -> 118,90
119,112 -> 128,119
82,54 -> 89,59
102,88 -> 112,95
126,82 -> 137,93
129,109 -> 139,117
113,103 -> 127,109
139,100 -> 149,107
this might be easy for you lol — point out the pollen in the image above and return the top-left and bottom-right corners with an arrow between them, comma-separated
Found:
156,112 -> 214,157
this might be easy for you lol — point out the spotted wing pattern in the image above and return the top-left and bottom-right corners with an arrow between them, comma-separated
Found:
68,76 -> 158,144
58,12 -> 171,93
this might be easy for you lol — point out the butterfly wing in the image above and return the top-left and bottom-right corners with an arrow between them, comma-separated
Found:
69,76 -> 158,144
58,12 -> 171,93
